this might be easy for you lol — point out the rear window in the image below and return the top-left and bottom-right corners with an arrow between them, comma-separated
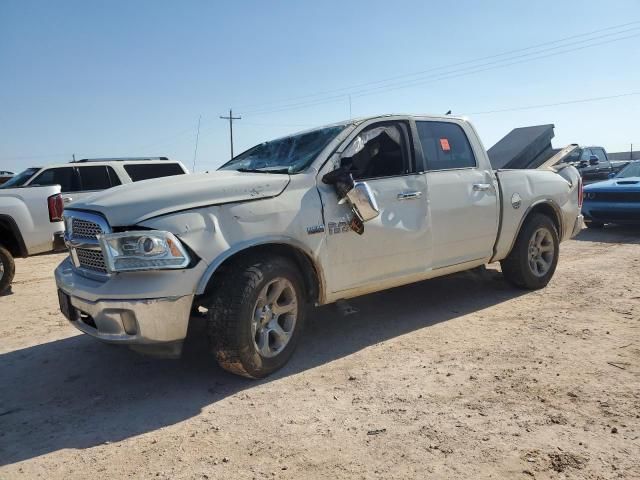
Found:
124,163 -> 185,182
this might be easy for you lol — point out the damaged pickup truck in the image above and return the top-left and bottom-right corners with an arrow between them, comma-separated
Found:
55,115 -> 583,378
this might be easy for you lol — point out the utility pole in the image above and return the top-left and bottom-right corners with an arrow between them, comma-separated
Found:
220,108 -> 241,159
631,143 -> 634,161
348,95 -> 352,119
72,153 -> 76,162
192,115 -> 201,172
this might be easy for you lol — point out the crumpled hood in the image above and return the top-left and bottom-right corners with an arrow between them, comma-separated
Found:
584,176 -> 640,191
70,170 -> 290,226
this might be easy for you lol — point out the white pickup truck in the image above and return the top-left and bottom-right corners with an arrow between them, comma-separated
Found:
55,115 -> 583,378
0,185 -> 65,292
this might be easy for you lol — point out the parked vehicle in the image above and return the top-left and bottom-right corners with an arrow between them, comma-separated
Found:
55,115 -> 582,378
582,160 -> 640,227
0,171 -> 14,185
565,146 -> 613,181
0,185 -> 64,292
1,157 -> 188,205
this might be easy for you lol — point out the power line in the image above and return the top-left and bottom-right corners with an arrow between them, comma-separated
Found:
241,28 -> 640,116
468,91 -> 640,115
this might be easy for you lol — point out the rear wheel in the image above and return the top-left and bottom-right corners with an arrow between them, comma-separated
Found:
501,214 -> 559,290
206,255 -> 306,378
0,245 -> 16,293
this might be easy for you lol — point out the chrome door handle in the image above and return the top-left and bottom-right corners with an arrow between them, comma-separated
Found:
63,197 -> 73,203
472,183 -> 492,192
397,191 -> 422,200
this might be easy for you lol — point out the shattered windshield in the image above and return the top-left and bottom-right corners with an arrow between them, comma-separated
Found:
0,167 -> 40,188
220,125 -> 345,174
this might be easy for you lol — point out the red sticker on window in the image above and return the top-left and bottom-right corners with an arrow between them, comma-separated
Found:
440,138 -> 451,151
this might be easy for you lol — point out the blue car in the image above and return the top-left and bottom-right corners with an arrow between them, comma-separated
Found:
582,160 -> 640,228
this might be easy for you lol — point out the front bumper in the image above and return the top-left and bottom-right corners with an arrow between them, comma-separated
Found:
55,256 -> 205,357
582,202 -> 640,225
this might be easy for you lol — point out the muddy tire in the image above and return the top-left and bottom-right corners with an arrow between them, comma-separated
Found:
206,255 -> 306,378
501,214 -> 559,290
0,245 -> 16,293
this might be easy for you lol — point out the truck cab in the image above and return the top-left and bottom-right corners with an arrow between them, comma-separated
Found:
55,114 -> 582,378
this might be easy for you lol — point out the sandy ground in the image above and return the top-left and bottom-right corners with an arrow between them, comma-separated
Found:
0,226 -> 639,479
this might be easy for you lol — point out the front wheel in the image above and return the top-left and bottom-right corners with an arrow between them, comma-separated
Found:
501,214 -> 559,290
206,256 -> 306,378
0,245 -> 16,293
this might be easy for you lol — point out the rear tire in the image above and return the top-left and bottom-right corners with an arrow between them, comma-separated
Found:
501,214 -> 559,290
0,245 -> 15,293
206,255 -> 306,378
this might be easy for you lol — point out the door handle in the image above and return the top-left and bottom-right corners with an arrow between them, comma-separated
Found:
472,183 -> 492,192
63,197 -> 73,203
397,191 -> 422,200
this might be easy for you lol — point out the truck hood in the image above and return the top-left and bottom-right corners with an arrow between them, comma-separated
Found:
584,177 -> 640,191
70,170 -> 290,226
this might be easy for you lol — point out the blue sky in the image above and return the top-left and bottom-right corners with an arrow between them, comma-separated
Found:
1,0 -> 639,173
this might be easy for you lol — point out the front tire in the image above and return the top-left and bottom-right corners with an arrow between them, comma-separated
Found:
501,214 -> 559,290
0,245 -> 15,293
207,255 -> 306,378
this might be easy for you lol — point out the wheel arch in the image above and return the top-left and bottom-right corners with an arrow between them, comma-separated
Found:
507,200 -> 563,257
0,214 -> 28,258
195,239 -> 325,306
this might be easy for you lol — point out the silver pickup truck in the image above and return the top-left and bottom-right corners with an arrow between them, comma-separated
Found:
55,114 -> 583,378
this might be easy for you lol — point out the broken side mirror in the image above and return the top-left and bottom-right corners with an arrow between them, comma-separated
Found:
346,182 -> 380,222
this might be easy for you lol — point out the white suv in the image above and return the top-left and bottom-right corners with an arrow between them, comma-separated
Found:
2,157 -> 188,205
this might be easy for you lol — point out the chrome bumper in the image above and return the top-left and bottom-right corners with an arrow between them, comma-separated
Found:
55,257 -> 198,358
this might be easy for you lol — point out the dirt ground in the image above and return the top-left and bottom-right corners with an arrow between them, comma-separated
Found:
1,226 -> 639,479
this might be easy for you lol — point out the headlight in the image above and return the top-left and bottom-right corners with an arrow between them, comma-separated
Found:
98,230 -> 191,272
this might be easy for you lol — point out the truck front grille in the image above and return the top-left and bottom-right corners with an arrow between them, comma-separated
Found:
72,218 -> 104,239
65,211 -> 111,279
75,248 -> 108,273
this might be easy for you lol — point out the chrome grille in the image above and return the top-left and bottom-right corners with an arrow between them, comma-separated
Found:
65,210 -> 111,279
75,248 -> 108,273
72,218 -> 103,239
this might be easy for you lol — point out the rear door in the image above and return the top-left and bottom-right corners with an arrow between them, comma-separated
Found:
318,120 -> 432,293
416,120 -> 498,269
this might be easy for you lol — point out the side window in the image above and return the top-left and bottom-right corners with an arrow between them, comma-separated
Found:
106,166 -> 122,186
580,149 -> 593,161
340,123 -> 410,180
416,121 -> 476,171
592,148 -> 607,163
30,167 -> 78,192
124,163 -> 186,182
77,166 -> 112,191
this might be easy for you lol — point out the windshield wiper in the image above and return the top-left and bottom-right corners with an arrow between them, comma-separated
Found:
236,167 -> 290,174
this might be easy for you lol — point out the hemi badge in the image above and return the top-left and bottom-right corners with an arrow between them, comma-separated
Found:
307,225 -> 325,235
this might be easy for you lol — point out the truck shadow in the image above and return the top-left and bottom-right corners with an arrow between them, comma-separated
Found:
573,225 -> 640,245
0,268 -> 524,466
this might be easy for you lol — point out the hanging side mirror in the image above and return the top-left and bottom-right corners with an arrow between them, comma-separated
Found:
346,182 -> 379,222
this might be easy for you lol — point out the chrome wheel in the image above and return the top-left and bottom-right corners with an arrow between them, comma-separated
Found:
251,277 -> 298,358
528,227 -> 554,277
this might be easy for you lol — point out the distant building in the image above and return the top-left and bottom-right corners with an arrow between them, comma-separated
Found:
608,150 -> 640,161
